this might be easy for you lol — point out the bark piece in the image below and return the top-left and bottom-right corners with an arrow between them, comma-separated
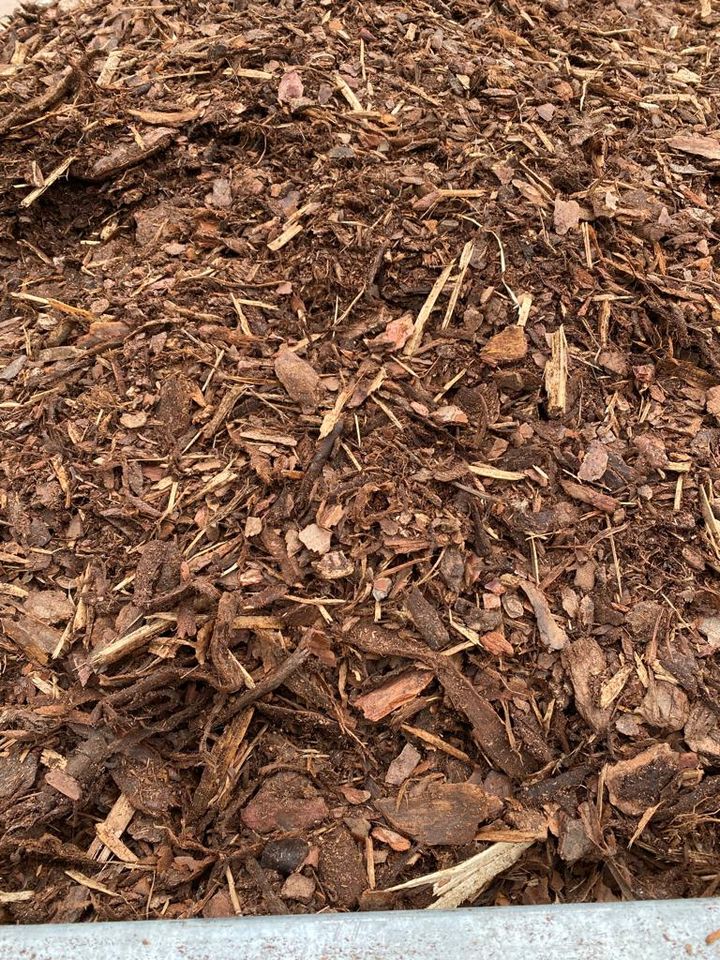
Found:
706,386 -> 720,420
85,128 -> 176,182
685,703 -> 720,759
480,326 -> 528,365
439,546 -> 465,592
605,744 -> 680,816
120,411 -> 147,429
281,873 -> 315,902
133,539 -> 182,607
339,784 -> 370,804
354,669 -> 433,722
372,826 -> 411,851
23,590 -> 73,624
376,782 -> 503,846
560,479 -> 619,514
203,891 -> 234,918
44,768 -> 82,802
404,587 -> 449,650
242,773 -> 329,834
577,440 -> 609,482
298,523 -> 331,554
0,355 -> 27,382
207,592 -> 250,693
626,601 -> 664,640
668,135 -> 720,160
111,753 -> 179,817
381,313 -> 414,350
638,680 -> 689,732
562,638 -> 611,732
554,197 -> 581,235
557,816 -> 595,863
698,615 -> 720,648
313,549 -> 354,580
191,705 -> 254,819
433,404 -> 468,425
135,202 -> 188,246
261,526 -> 303,585
1,616 -> 61,665
454,601 -> 502,633
519,581 -> 568,651
480,630 -> 514,656
0,64 -> 78,135
385,743 -> 422,786
318,826 -> 365,909
274,347 -> 321,412
0,754 -> 38,801
278,70 -> 304,104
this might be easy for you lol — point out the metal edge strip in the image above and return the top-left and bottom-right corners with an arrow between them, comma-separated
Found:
1,898 -> 719,960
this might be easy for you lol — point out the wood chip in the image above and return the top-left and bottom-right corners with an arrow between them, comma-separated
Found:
469,462 -> 525,481
480,326 -> 528,365
0,890 -> 35,904
385,841 -> 533,908
560,479 -> 619,515
21,155 -> 75,208
128,107 -> 202,125
65,870 -> 120,897
400,723 -> 472,762
88,794 -> 136,863
354,669 -> 434,721
545,325 -> 568,412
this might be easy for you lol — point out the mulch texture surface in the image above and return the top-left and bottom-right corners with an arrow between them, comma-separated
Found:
2,0 -> 720,922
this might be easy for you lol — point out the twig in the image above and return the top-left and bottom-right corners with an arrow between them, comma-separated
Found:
21,156 -> 76,208
441,241 -> 474,330
545,325 -> 568,412
297,419 -> 344,515
404,260 -> 456,356
218,643 -> 311,725
0,65 -> 79,135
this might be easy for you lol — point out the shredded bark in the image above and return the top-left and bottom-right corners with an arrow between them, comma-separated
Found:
1,0 -> 720,921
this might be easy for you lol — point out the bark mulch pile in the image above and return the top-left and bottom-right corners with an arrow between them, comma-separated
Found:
2,0 -> 720,923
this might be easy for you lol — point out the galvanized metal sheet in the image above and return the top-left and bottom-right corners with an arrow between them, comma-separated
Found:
2,899 -> 720,960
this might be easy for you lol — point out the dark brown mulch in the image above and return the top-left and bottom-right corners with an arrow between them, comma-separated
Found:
1,0 -> 720,923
